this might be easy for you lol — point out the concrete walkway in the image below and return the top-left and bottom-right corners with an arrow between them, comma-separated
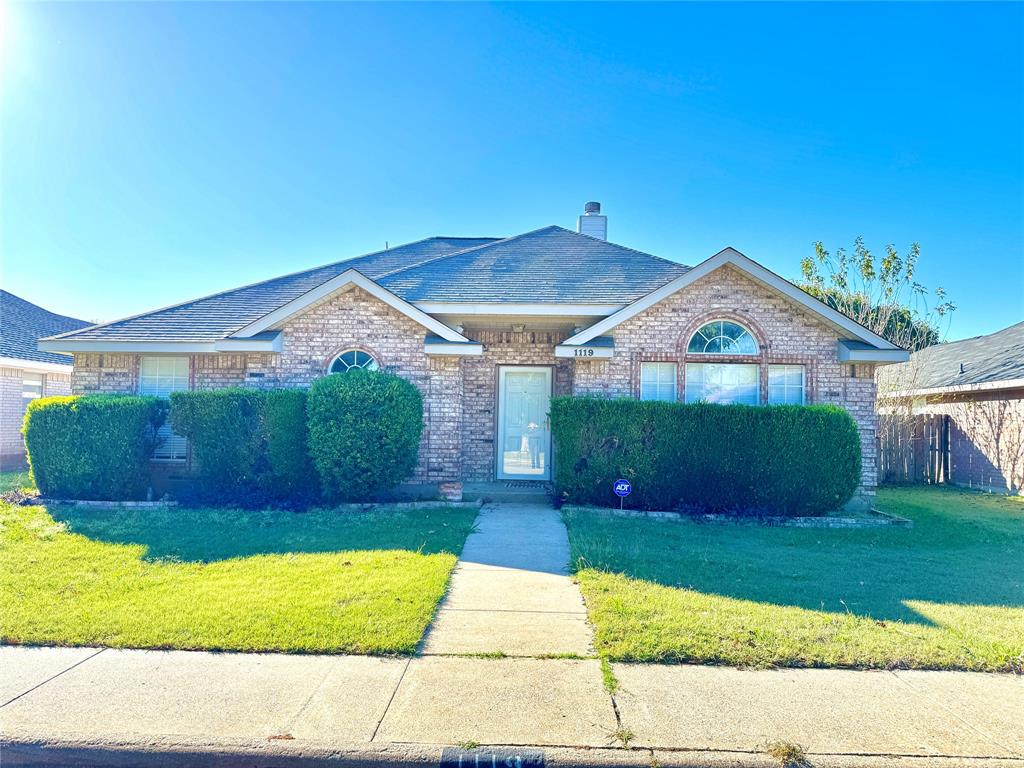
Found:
421,502 -> 594,657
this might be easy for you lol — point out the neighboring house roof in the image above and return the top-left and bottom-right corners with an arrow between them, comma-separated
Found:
881,321 -> 1024,395
0,290 -> 90,367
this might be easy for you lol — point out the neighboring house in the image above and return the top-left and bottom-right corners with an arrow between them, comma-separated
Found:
878,321 -> 1024,495
40,203 -> 908,505
0,291 -> 91,468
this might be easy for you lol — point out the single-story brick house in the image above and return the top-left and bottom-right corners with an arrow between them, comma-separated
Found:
1,290 -> 90,468
878,321 -> 1024,494
40,203 -> 908,504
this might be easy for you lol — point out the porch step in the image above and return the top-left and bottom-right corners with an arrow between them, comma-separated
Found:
462,481 -> 553,504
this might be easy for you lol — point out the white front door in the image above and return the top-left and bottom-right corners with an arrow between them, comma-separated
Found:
497,366 -> 552,480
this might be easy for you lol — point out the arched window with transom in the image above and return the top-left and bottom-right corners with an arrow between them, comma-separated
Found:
686,320 -> 759,355
328,349 -> 379,374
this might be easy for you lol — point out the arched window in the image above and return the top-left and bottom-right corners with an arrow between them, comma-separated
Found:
328,349 -> 379,373
686,320 -> 759,355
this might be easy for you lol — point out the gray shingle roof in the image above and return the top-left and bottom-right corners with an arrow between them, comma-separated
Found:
379,226 -> 690,302
888,321 -> 1024,391
0,290 -> 90,365
51,237 -> 498,342
48,227 -> 691,344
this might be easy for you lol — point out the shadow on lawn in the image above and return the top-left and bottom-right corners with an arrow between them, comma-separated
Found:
568,488 -> 1024,625
48,504 -> 476,563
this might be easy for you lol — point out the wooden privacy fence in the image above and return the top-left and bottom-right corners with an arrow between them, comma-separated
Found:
878,413 -> 950,485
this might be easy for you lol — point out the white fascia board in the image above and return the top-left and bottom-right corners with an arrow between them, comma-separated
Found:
414,302 -> 624,317
38,339 -> 281,354
884,377 -> 1024,399
563,248 -> 902,351
423,342 -> 484,356
837,343 -> 909,364
554,345 -> 615,359
0,356 -> 73,374
231,269 -> 470,343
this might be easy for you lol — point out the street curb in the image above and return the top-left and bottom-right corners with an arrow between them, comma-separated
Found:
2,735 -> 1022,768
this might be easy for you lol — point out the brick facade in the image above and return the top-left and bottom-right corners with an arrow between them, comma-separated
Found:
1,365 -> 72,468
71,267 -> 880,503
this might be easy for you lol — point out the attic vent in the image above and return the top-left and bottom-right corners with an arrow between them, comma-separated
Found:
577,201 -> 607,241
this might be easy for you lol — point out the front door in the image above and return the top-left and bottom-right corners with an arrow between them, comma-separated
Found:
497,366 -> 552,480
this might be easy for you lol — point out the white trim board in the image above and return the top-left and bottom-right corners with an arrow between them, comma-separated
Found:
414,302 -> 624,317
230,269 -> 472,344
562,248 -> 904,353
883,377 -> 1024,399
0,356 -> 74,374
39,337 -> 283,354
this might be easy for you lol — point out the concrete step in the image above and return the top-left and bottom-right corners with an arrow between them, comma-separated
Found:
461,482 -> 552,504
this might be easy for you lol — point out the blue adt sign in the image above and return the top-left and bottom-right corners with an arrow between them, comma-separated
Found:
613,479 -> 632,498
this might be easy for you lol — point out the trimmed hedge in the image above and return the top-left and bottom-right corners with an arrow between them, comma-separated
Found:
169,388 -> 317,505
307,370 -> 423,502
550,397 -> 862,515
23,395 -> 167,501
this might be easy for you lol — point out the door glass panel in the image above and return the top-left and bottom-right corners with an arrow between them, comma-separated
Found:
500,370 -> 551,478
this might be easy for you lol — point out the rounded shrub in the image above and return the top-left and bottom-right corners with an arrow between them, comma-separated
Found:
23,395 -> 168,501
306,370 -> 423,502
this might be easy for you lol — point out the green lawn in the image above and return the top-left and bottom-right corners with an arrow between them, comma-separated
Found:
0,501 -> 477,654
0,470 -> 33,494
564,487 -> 1023,672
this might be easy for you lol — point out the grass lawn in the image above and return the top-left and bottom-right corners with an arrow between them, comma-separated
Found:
0,501 -> 477,654
0,469 -> 33,494
564,487 -> 1023,672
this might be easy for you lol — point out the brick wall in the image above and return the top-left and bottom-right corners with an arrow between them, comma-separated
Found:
0,366 -> 73,468
911,390 -> 1024,494
0,367 -> 23,466
572,265 -> 879,504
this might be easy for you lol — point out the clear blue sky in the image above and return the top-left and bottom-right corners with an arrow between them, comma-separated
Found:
2,2 -> 1022,340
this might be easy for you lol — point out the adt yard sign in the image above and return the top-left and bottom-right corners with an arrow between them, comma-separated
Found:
613,479 -> 631,497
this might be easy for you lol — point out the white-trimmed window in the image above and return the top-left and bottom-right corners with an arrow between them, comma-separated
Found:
685,363 -> 759,405
640,362 -> 677,402
139,356 -> 190,461
768,365 -> 805,405
687,320 -> 759,355
328,349 -> 379,374
22,373 -> 43,407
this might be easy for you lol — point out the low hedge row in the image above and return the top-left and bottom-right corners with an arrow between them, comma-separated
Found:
550,396 -> 861,515
22,371 -> 424,504
24,395 -> 168,501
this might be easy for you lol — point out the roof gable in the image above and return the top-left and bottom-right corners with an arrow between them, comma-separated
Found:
232,269 -> 474,343
562,247 -> 904,352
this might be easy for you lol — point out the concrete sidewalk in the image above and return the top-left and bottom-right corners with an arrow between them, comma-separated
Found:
421,502 -> 594,657
2,645 -> 1022,766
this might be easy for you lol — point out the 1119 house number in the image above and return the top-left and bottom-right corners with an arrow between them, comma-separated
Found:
573,348 -> 595,357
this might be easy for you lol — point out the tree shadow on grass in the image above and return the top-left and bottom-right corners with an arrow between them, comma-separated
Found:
567,488 -> 1024,625
48,504 -> 477,563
